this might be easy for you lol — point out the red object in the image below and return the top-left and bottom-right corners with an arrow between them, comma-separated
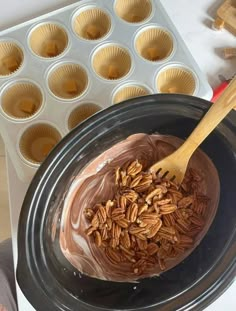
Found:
211,80 -> 230,102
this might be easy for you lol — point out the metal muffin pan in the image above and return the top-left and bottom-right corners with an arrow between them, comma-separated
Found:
0,0 -> 213,182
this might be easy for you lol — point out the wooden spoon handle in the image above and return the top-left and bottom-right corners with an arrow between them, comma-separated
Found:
179,77 -> 236,157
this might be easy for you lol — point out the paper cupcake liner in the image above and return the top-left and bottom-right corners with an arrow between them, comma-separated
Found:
74,8 -> 111,40
113,84 -> 150,104
68,103 -> 101,130
19,123 -> 61,164
93,44 -> 132,80
29,23 -> 68,58
156,67 -> 196,95
135,27 -> 174,62
115,0 -> 152,23
1,81 -> 43,119
48,63 -> 88,99
0,41 -> 23,76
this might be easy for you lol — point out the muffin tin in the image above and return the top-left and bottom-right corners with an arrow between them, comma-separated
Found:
0,0 -> 213,182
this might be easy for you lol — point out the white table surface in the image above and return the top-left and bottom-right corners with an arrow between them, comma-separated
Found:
1,0 -> 236,310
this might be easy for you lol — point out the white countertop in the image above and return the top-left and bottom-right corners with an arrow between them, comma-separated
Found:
1,0 -> 236,310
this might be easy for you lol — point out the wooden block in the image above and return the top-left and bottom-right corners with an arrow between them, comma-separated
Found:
63,79 -> 78,95
45,40 -> 58,57
2,56 -> 18,72
42,143 -> 54,157
212,17 -> 225,30
86,24 -> 101,39
223,47 -> 236,59
108,65 -> 119,79
19,99 -> 35,114
147,47 -> 160,61
216,1 -> 236,35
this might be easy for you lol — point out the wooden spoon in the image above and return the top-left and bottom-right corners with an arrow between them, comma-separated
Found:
150,77 -> 236,184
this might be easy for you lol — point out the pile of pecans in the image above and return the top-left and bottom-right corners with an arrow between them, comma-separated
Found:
85,160 -> 209,275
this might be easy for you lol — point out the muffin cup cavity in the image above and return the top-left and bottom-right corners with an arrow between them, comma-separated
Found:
93,44 -> 132,80
29,23 -> 68,58
135,27 -> 174,62
156,66 -> 197,95
115,0 -> 152,23
1,81 -> 43,120
68,103 -> 101,130
73,7 -> 111,40
0,41 -> 23,77
19,123 -> 62,165
48,63 -> 88,100
113,84 -> 150,104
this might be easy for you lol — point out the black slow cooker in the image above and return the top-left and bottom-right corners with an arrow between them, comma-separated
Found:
17,94 -> 236,310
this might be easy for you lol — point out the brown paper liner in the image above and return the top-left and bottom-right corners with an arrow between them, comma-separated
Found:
19,123 -> 62,164
48,63 -> 88,99
29,23 -> 68,58
1,81 -> 43,119
68,103 -> 101,130
113,84 -> 150,104
115,0 -> 152,23
93,45 -> 132,80
156,67 -> 196,95
135,27 -> 174,62
74,8 -> 111,40
0,41 -> 23,76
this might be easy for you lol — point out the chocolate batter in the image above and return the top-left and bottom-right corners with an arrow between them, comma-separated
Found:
59,134 -> 220,282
